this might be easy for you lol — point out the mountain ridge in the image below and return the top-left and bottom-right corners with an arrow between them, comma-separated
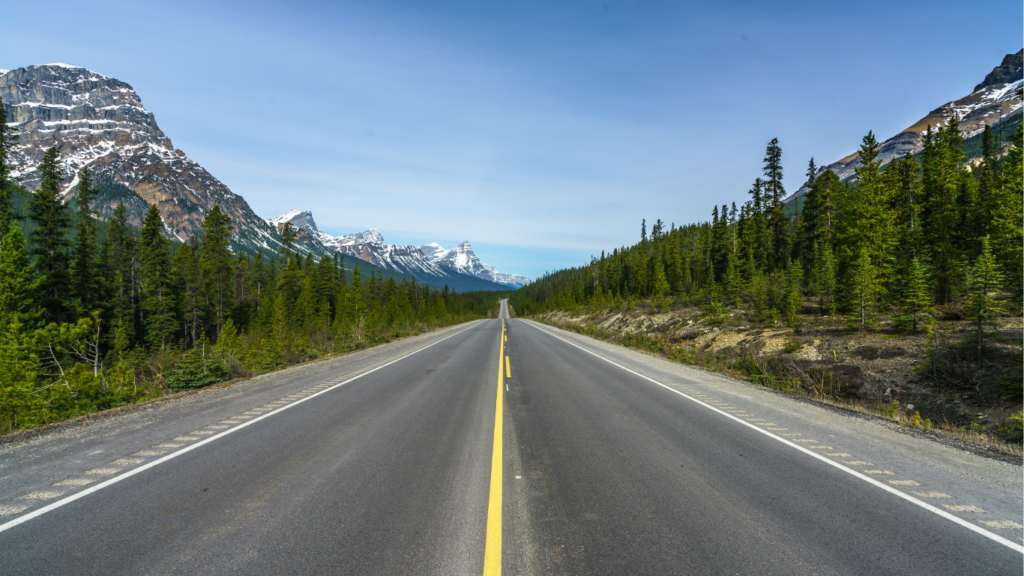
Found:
786,50 -> 1023,202
266,210 -> 530,289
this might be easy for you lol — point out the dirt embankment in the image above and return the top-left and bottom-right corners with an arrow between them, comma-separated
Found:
537,305 -> 1022,437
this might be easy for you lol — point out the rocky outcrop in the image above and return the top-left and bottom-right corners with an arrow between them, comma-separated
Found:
1,64 -> 292,254
974,50 -> 1023,92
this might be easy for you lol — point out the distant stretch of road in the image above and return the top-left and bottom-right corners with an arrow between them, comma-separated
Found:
1,300 -> 1021,575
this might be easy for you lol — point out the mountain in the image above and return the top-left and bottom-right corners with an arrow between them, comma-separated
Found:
265,210 -> 513,292
786,50 -> 1023,202
0,63 -> 319,257
419,241 -> 532,289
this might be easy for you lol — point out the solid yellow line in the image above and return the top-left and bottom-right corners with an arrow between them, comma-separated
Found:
483,320 -> 504,575
505,356 -> 511,378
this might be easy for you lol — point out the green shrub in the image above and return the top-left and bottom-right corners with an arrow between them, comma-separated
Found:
167,339 -> 229,391
998,411 -> 1023,443
783,338 -> 804,354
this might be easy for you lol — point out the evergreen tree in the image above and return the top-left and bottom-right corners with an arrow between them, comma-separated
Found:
894,258 -> 934,332
990,123 -> 1022,301
69,167 -> 103,318
139,205 -> 175,349
921,119 -> 966,303
0,104 -> 19,239
199,206 -> 235,338
102,204 -> 138,347
845,248 -> 880,333
174,239 -> 204,346
810,241 -> 837,315
965,237 -> 1004,367
28,147 -> 73,325
763,138 -> 788,269
0,222 -> 43,329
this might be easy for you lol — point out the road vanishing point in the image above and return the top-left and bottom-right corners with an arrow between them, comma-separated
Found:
1,300 -> 1021,575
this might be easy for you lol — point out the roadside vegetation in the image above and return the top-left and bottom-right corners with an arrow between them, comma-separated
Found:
0,109 -> 506,435
512,120 -> 1024,454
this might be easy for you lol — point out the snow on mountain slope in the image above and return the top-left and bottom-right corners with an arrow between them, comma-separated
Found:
785,50 -> 1023,202
266,211 -> 511,292
419,241 -> 532,288
1,64 -> 295,255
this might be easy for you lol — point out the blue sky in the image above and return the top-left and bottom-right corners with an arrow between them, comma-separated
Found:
3,0 -> 1021,280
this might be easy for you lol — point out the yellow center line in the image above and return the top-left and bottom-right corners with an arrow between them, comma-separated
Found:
483,319 -> 504,575
505,356 -> 511,378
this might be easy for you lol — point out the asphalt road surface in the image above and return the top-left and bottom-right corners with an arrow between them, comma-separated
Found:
1,300 -> 1021,575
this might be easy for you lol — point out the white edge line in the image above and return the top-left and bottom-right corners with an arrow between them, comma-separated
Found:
522,319 -> 1024,554
0,321 -> 484,534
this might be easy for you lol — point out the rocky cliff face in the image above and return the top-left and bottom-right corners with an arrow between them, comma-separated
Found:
1,64 -> 290,254
786,50 -> 1023,202
975,50 -> 1023,91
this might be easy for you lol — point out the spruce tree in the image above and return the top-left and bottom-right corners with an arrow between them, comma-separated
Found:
28,147 -> 72,325
103,203 -> 139,346
139,205 -> 176,349
845,248 -> 880,333
0,222 -> 43,329
921,119 -> 965,303
763,138 -> 788,269
70,167 -> 103,318
894,258 -> 934,332
990,123 -> 1022,301
0,104 -> 19,239
174,239 -> 205,346
966,237 -> 1004,367
199,206 -> 235,338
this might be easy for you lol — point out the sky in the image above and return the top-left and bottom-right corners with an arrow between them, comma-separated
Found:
3,0 -> 1021,280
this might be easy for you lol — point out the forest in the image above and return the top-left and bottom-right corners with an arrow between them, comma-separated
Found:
512,117 -> 1023,408
0,108 -> 505,434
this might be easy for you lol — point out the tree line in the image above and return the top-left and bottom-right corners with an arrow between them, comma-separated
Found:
511,118 -> 1022,366
0,106 -> 503,433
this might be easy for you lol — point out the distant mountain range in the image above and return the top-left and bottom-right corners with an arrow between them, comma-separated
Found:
786,50 -> 1023,202
0,64 -> 527,292
266,210 -> 531,290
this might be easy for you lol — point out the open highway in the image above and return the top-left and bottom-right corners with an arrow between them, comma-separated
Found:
1,300 -> 1021,575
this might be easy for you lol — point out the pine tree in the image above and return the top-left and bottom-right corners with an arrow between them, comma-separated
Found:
845,131 -> 896,282
0,105 -> 19,239
279,222 -> 297,263
0,222 -> 43,329
763,138 -> 788,269
139,205 -> 175,349
990,123 -> 1022,301
102,203 -> 139,347
894,258 -> 934,332
70,167 -> 103,318
28,147 -> 73,325
199,206 -> 235,338
845,248 -> 880,333
174,239 -> 204,346
810,241 -> 837,315
965,236 -> 1004,367
921,119 -> 966,303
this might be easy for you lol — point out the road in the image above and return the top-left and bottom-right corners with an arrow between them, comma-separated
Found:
1,300 -> 1021,575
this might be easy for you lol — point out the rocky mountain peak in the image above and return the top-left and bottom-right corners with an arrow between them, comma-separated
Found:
1,64 -> 290,254
974,49 -> 1023,92
267,209 -> 318,233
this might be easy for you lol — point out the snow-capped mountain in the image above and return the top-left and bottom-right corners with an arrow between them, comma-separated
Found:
786,50 -> 1023,202
419,241 -> 532,289
265,211 -> 514,292
0,64 -> 300,255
